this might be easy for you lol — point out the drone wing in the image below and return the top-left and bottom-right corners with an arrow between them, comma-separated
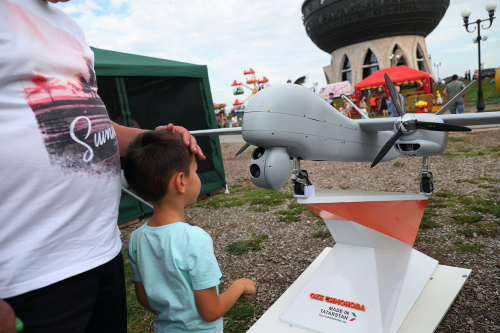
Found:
190,127 -> 243,136
357,112 -> 500,132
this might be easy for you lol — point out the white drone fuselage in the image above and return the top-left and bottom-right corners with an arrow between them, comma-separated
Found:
192,83 -> 500,190
242,84 -> 400,163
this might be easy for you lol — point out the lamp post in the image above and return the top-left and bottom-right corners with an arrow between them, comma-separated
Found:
461,1 -> 497,112
433,62 -> 441,81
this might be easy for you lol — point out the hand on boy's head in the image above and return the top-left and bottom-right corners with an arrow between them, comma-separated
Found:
155,123 -> 206,160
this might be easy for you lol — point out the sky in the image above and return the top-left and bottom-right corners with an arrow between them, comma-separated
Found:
58,0 -> 500,108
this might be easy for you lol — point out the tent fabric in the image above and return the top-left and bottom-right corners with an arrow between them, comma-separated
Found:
92,47 -> 226,225
354,66 -> 431,89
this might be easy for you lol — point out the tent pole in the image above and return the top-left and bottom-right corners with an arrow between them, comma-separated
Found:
121,186 -> 154,209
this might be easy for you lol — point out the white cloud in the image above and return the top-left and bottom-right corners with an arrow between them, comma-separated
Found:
57,0 -> 499,107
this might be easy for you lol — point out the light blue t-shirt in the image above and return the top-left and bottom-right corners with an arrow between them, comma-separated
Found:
128,222 -> 223,333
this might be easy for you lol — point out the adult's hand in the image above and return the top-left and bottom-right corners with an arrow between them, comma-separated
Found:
0,299 -> 16,333
156,124 -> 206,160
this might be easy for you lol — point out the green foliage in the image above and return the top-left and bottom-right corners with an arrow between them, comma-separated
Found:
339,186 -> 350,190
193,187 -> 292,210
223,295 -> 262,332
316,219 -> 326,226
313,230 -> 331,239
415,236 -> 437,244
122,249 -> 155,332
478,176 -> 500,182
419,210 -> 437,231
278,202 -> 309,222
226,233 -> 269,255
393,161 -> 405,167
452,213 -> 483,224
435,190 -> 457,198
456,242 -> 484,254
448,137 -> 468,142
455,179 -> 478,184
463,224 -> 500,238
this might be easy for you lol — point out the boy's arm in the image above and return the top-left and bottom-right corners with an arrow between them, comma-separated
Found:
134,281 -> 157,315
193,278 -> 256,322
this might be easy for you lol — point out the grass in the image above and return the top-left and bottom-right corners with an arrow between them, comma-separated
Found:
313,230 -> 331,239
456,242 -> 484,254
463,224 -> 500,238
123,249 -> 155,332
226,233 -> 269,255
278,202 -> 309,222
478,176 -> 500,182
393,161 -> 405,167
193,186 -> 292,210
455,179 -> 478,184
448,137 -> 468,142
223,294 -> 262,332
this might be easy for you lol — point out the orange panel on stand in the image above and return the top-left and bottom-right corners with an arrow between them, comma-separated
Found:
302,200 -> 427,246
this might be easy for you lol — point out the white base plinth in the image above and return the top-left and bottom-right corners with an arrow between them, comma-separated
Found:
247,248 -> 471,333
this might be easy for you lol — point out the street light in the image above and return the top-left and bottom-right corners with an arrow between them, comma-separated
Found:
461,1 -> 497,112
433,62 -> 441,81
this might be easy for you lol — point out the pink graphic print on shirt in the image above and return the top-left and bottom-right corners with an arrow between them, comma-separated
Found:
2,1 -> 120,178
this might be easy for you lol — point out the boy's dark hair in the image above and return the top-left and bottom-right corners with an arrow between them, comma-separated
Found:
124,131 -> 192,202
452,74 -> 458,80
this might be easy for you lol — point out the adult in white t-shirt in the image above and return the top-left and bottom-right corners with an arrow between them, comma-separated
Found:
0,1 -> 205,332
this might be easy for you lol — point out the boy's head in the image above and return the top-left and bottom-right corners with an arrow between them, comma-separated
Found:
124,131 -> 200,204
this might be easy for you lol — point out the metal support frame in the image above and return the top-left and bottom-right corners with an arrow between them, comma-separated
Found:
419,157 -> 434,196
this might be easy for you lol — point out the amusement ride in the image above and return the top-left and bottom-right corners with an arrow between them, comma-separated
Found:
231,68 -> 270,114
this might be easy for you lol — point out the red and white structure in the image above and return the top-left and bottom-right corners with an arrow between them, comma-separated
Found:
249,189 -> 471,333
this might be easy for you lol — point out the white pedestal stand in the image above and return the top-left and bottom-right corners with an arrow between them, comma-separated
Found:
247,190 -> 471,333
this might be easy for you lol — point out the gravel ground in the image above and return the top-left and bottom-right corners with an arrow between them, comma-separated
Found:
121,128 -> 500,333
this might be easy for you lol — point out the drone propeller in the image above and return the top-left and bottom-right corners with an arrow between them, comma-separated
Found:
371,127 -> 403,168
371,74 -> 471,168
384,73 -> 405,117
235,142 -> 251,156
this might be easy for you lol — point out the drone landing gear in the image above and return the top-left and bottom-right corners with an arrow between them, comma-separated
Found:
419,157 -> 434,196
291,158 -> 312,196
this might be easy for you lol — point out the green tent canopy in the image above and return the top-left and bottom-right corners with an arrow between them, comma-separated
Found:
92,47 -> 226,225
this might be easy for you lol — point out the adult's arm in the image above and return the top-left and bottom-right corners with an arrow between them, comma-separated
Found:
0,299 -> 16,333
111,122 -> 205,160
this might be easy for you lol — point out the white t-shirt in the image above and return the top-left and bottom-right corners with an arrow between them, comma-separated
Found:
0,0 -> 122,298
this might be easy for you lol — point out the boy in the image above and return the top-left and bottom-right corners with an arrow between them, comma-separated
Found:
125,131 -> 257,332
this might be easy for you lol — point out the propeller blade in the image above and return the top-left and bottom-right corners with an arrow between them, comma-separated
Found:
384,73 -> 405,117
235,142 -> 251,156
371,127 -> 403,168
415,121 -> 471,132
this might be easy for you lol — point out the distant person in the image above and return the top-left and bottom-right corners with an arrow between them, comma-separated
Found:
436,90 -> 443,106
389,86 -> 405,117
443,74 -> 465,114
380,96 -> 388,116
369,96 -> 377,116
326,92 -> 334,106
125,131 -> 257,333
345,100 -> 352,118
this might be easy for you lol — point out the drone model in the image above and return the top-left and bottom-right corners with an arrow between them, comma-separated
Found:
192,74 -> 500,196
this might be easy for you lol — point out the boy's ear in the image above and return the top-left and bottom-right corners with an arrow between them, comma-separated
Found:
172,171 -> 187,194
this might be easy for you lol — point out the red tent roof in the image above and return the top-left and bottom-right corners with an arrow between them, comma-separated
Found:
231,79 -> 242,86
354,66 -> 431,89
233,99 -> 244,105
